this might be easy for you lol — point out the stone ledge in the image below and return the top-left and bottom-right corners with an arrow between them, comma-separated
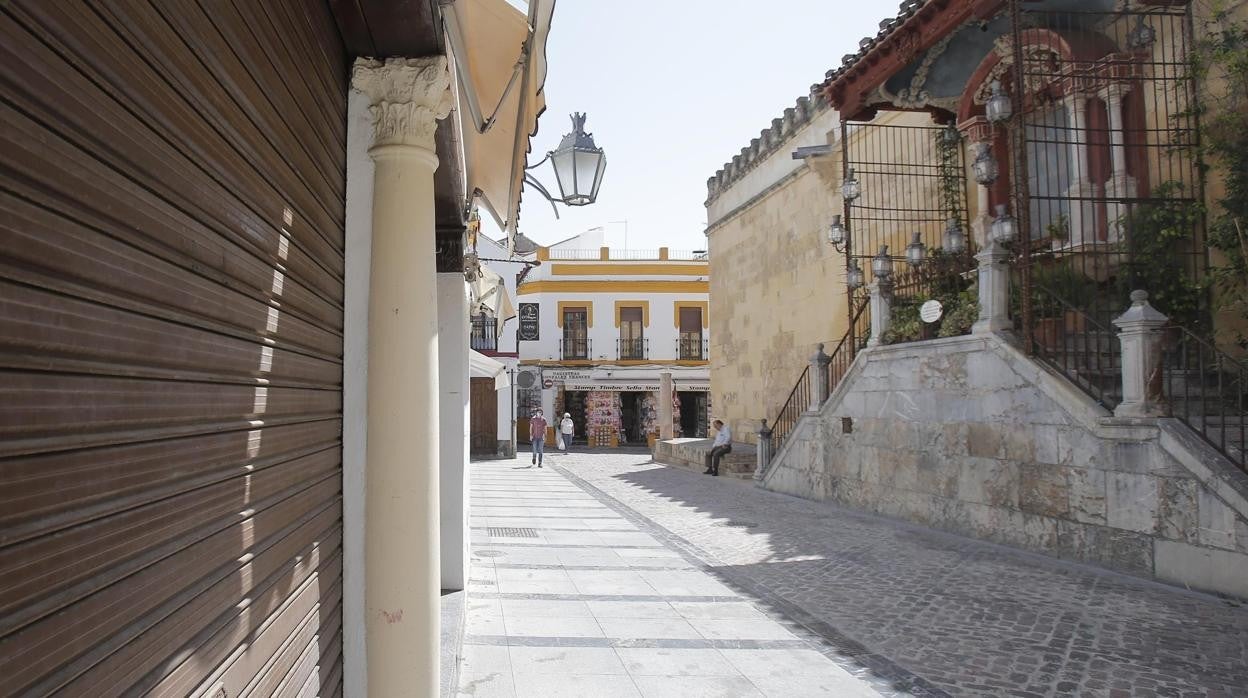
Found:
653,438 -> 755,480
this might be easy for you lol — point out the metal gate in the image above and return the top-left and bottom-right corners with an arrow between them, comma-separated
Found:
1006,2 -> 1205,408
840,119 -> 974,346
0,1 -> 346,694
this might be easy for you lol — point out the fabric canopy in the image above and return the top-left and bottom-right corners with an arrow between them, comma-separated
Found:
469,350 -> 510,390
469,264 -> 515,336
447,0 -> 555,239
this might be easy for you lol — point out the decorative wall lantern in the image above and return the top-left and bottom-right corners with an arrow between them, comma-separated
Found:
847,263 -> 865,290
842,168 -> 861,203
990,203 -> 1017,244
905,231 -> 927,268
827,214 -> 848,252
871,244 -> 893,281
985,81 -> 1013,124
943,218 -> 967,254
942,123 -> 961,145
971,142 -> 999,185
1127,15 -> 1156,50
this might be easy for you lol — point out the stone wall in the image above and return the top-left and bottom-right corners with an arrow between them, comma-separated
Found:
762,333 -> 1248,598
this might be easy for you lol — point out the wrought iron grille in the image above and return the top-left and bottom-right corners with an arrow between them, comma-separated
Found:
841,120 -> 974,346
1008,5 -> 1206,350
470,315 -> 498,352
679,335 -> 707,360
618,337 -> 648,360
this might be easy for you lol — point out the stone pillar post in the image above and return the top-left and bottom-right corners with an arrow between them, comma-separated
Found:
808,343 -> 831,412
1113,290 -> 1170,418
755,419 -> 773,482
973,239 -> 1012,334
352,56 -> 452,698
866,281 -> 891,347
659,372 -> 674,439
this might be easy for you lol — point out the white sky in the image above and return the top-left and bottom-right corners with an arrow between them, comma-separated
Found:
482,0 -> 891,251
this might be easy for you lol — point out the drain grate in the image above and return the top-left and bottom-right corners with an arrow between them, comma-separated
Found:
487,527 -> 539,538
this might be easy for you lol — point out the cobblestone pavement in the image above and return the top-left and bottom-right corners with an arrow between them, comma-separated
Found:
533,452 -> 1248,698
457,459 -> 890,697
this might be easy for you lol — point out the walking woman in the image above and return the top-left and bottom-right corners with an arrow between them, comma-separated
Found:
558,412 -> 574,455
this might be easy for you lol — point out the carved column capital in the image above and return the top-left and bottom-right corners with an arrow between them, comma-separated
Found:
352,57 -> 453,152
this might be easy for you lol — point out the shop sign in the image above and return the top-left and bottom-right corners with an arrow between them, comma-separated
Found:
518,303 -> 539,341
565,382 -> 658,392
545,369 -> 592,381
562,382 -> 711,392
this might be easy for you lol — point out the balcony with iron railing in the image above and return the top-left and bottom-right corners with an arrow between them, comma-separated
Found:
470,316 -> 498,352
678,334 -> 708,361
617,337 -> 648,361
559,337 -> 590,361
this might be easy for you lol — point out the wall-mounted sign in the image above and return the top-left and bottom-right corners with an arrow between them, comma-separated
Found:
544,369 -> 592,381
920,299 -> 944,323
518,303 -> 539,341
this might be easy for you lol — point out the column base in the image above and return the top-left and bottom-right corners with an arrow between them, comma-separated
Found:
972,318 -> 1013,335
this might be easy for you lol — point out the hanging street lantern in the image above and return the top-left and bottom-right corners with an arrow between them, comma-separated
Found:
842,168 -> 861,203
943,218 -> 967,254
985,80 -> 1013,124
847,263 -> 865,290
524,112 -> 608,218
990,203 -> 1017,244
905,231 -> 927,268
871,244 -> 893,281
942,123 -> 961,146
971,142 -> 999,185
549,112 -> 607,206
827,214 -> 849,251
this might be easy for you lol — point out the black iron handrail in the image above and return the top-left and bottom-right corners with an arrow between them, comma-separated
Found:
1164,325 -> 1247,472
1024,282 -> 1123,411
770,364 -> 810,454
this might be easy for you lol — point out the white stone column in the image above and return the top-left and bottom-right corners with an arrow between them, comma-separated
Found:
1063,92 -> 1093,247
866,281 -> 891,348
352,56 -> 452,698
659,372 -> 674,439
968,140 -> 993,247
973,240 -> 1012,334
437,274 -> 469,592
1113,290 -> 1170,418
1100,84 -> 1136,240
808,343 -> 831,412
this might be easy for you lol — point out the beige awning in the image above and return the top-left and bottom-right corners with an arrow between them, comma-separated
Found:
446,0 -> 555,242
470,350 -> 510,390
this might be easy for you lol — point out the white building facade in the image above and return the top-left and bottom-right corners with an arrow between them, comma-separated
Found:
516,244 -> 711,447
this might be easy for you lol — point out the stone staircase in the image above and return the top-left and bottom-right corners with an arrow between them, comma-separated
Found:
652,438 -> 755,480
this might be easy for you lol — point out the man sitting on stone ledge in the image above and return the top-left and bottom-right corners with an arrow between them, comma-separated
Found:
704,419 -> 732,476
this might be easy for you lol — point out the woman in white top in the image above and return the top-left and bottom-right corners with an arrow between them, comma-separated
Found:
559,413 -> 574,454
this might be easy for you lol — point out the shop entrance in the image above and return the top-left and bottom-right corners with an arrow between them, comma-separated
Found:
620,391 -> 649,444
679,391 -> 708,438
558,390 -> 588,445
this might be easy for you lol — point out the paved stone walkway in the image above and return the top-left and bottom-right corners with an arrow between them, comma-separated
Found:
526,452 -> 1248,698
455,458 -> 888,697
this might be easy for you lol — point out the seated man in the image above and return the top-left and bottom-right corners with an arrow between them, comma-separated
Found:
704,419 -> 732,476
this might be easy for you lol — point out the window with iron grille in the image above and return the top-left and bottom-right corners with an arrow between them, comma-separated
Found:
619,306 -> 644,359
562,307 -> 588,359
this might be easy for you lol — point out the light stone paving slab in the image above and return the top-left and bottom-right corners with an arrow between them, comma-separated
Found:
545,452 -> 1248,698
455,458 -> 890,698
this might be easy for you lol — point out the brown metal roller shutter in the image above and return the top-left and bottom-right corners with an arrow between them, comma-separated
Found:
0,0 -> 346,695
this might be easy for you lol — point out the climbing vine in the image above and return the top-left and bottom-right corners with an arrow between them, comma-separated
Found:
1191,1 -> 1248,348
